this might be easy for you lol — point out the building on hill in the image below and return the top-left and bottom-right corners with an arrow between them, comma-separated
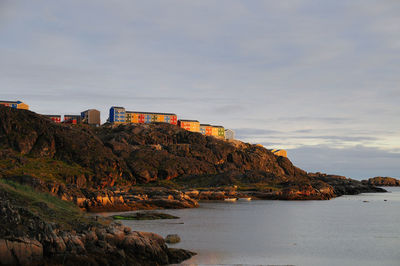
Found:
43,115 -> 61,123
200,124 -> 213,136
109,106 -> 126,124
0,100 -> 29,110
225,129 -> 235,140
63,115 -> 81,124
271,149 -> 287,158
211,125 -> 225,139
109,106 -> 178,125
200,124 -> 225,139
81,109 -> 100,126
178,120 -> 200,132
126,111 -> 177,125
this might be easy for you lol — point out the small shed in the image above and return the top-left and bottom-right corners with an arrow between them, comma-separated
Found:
225,129 -> 235,140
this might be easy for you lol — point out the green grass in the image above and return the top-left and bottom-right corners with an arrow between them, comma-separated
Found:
141,175 -> 282,193
0,179 -> 98,229
236,183 -> 281,192
0,156 -> 92,184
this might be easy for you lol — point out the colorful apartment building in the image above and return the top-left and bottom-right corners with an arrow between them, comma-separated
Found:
126,111 -> 177,125
109,106 -> 177,125
178,120 -> 200,132
81,109 -> 100,126
64,115 -> 81,124
211,125 -> 225,139
109,106 -> 126,124
44,115 -> 61,123
200,124 -> 213,136
0,100 -> 29,110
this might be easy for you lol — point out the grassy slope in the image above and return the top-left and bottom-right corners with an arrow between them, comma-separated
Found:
0,179 -> 104,230
0,156 -> 92,184
141,174 -> 284,192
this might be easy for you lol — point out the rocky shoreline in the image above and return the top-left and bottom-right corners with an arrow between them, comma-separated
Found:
0,181 -> 195,265
7,175 -> 199,212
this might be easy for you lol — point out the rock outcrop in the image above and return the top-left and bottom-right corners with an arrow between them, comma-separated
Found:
362,176 -> 400,187
7,175 -> 199,212
0,187 -> 195,265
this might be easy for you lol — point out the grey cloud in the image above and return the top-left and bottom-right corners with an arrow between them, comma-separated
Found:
232,127 -> 380,143
293,135 -> 379,142
234,128 -> 283,137
288,145 -> 400,180
277,116 -> 354,123
293,129 -> 313,133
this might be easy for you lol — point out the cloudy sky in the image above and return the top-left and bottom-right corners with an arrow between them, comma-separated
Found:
1,0 -> 399,179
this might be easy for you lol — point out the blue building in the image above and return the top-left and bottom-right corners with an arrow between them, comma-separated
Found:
109,106 -> 126,124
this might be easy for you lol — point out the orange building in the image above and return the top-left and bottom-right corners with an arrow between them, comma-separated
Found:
271,149 -> 287,158
0,100 -> 29,110
126,111 -> 177,125
211,125 -> 225,139
178,120 -> 200,132
200,124 -> 213,135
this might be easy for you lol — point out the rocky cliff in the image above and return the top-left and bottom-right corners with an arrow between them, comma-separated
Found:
0,106 -> 385,205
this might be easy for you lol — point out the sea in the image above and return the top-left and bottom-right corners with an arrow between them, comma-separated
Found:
103,187 -> 400,266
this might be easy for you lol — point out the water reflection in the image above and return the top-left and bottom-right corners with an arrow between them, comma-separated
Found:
98,187 -> 400,265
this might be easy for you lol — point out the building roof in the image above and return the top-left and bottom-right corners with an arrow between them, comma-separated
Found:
64,114 -> 81,117
179,119 -> 199,122
0,100 -> 22,104
211,125 -> 224,128
81,109 -> 100,113
110,106 -> 125,109
126,111 -> 177,116
43,114 -> 61,117
200,124 -> 212,126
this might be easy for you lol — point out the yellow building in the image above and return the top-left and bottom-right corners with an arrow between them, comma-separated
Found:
178,120 -> 200,132
0,100 -> 29,110
271,149 -> 287,158
211,125 -> 225,139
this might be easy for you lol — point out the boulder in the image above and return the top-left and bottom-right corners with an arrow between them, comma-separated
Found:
165,234 -> 181,244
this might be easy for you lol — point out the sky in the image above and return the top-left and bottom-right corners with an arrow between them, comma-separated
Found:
1,0 -> 399,179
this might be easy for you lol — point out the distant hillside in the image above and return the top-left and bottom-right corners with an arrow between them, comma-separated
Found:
362,177 -> 400,186
0,105 -> 385,200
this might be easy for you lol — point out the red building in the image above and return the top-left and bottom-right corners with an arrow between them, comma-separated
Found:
43,115 -> 61,123
64,115 -> 81,124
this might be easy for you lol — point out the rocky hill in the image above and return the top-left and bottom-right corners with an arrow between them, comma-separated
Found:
0,105 -> 388,264
0,105 -> 385,208
362,176 -> 400,186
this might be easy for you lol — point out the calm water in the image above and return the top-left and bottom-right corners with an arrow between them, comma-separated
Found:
104,187 -> 400,265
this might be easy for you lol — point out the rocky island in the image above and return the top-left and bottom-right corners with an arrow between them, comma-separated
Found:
362,176 -> 400,186
0,105 -> 386,264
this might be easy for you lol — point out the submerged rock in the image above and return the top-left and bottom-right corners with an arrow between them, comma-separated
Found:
112,212 -> 179,220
